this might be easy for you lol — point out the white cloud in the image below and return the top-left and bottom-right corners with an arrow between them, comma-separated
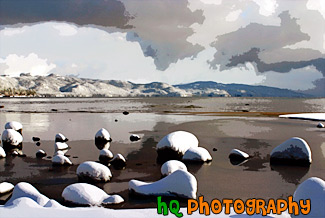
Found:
225,9 -> 242,22
307,0 -> 325,19
0,53 -> 56,77
53,23 -> 78,36
1,27 -> 26,36
252,0 -> 278,17
199,0 -> 222,5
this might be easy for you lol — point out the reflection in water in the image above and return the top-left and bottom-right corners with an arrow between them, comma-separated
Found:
230,158 -> 248,166
270,164 -> 310,185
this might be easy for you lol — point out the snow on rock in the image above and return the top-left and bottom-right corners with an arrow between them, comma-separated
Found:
62,183 -> 124,206
5,182 -> 49,207
5,121 -> 23,132
95,128 -> 111,150
54,142 -> 69,151
52,154 -> 72,166
0,146 -> 6,158
229,149 -> 250,160
317,122 -> 325,128
110,153 -> 126,169
0,182 -> 14,195
293,177 -> 325,218
99,149 -> 114,164
129,170 -> 197,199
270,137 -> 312,166
1,129 -> 23,146
130,134 -> 141,142
43,200 -> 65,208
55,133 -> 68,142
182,147 -> 212,162
161,160 -> 187,176
279,113 -> 325,121
156,131 -> 199,162
77,161 -> 112,182
36,149 -> 47,158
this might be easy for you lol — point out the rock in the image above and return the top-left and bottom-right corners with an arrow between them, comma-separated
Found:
182,147 -> 212,162
293,177 -> 325,218
317,122 -> 324,128
130,134 -> 141,142
55,133 -> 68,142
43,199 -> 65,208
129,170 -> 197,199
95,128 -> 112,150
270,137 -> 312,166
0,146 -> 6,158
213,148 -> 217,152
229,149 -> 249,160
122,111 -> 129,115
1,129 -> 23,147
5,121 -> 23,134
5,182 -> 49,206
52,154 -> 72,166
161,160 -> 187,176
54,142 -> 69,151
156,131 -> 199,162
36,150 -> 47,158
62,183 -> 124,206
36,142 -> 41,146
77,161 -> 112,182
32,137 -> 40,142
110,153 -> 126,170
11,150 -> 19,156
99,149 -> 114,164
0,182 -> 14,195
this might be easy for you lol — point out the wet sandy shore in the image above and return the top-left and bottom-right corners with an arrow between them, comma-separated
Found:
0,98 -> 324,208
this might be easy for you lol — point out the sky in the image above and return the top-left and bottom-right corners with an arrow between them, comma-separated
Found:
0,0 -> 324,95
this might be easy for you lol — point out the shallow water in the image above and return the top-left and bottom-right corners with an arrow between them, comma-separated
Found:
0,97 -> 324,208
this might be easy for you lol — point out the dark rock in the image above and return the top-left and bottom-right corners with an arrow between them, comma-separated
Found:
130,134 -> 141,142
122,111 -> 129,115
32,137 -> 40,142
36,142 -> 41,146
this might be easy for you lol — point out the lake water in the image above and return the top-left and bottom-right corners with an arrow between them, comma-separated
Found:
0,97 -> 324,208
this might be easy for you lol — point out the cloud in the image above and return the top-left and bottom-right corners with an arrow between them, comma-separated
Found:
53,23 -> 77,36
0,53 -> 56,77
2,27 -> 26,36
252,0 -> 278,16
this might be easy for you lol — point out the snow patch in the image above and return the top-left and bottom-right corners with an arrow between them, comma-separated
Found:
0,182 -> 14,195
161,160 -> 188,176
279,113 -> 325,121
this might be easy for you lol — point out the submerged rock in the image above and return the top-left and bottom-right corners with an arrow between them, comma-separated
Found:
36,150 -> 47,158
293,177 -> 325,218
55,133 -> 69,143
129,170 -> 197,199
110,153 -> 127,170
95,128 -> 112,150
156,131 -> 199,162
270,137 -> 312,166
62,183 -> 124,206
182,147 -> 212,162
130,134 -> 141,142
0,182 -> 14,195
161,160 -> 187,176
77,161 -> 112,182
5,182 -> 49,206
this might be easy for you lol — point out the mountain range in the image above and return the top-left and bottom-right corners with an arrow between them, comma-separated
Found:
0,74 -> 312,97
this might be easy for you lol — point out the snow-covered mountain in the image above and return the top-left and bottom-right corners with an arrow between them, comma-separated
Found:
0,74 -> 310,97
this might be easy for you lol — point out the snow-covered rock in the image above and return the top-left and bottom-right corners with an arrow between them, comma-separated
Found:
130,134 -> 141,142
95,128 -> 111,150
229,149 -> 250,160
129,170 -> 197,199
5,182 -> 49,206
52,154 -> 72,166
55,133 -> 68,142
0,146 -> 6,158
99,149 -> 114,164
54,142 -> 69,151
317,122 -> 325,128
0,182 -> 14,195
270,137 -> 312,166
36,150 -> 47,158
182,147 -> 212,162
1,129 -> 23,146
5,121 -> 23,133
110,153 -> 126,169
279,113 -> 325,121
293,177 -> 325,218
62,183 -> 124,206
156,131 -> 199,162
161,160 -> 187,176
43,199 -> 65,208
77,161 -> 112,182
